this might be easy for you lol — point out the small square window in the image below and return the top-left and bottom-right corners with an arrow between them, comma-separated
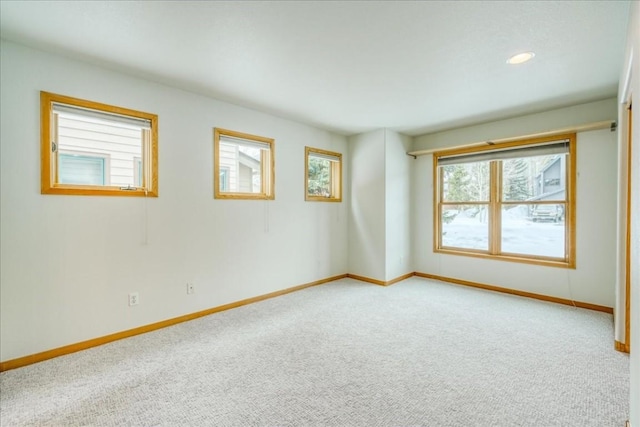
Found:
41,92 -> 158,197
214,128 -> 275,200
305,147 -> 342,202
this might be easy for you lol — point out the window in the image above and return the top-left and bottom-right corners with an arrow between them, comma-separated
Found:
41,91 -> 158,196
434,134 -> 576,268
305,147 -> 342,202
214,128 -> 275,199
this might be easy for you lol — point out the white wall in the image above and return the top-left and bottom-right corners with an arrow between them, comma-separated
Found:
618,1 -> 639,424
348,129 -> 386,281
384,129 -> 413,281
347,129 -> 413,282
0,40 -> 349,362
412,104 -> 619,308
413,98 -> 617,153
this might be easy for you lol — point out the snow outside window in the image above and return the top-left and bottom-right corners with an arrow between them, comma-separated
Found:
434,134 -> 575,268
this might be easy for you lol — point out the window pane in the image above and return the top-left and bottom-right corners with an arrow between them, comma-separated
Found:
219,168 -> 230,191
59,153 -> 105,185
238,146 -> 262,193
57,112 -> 143,187
502,204 -> 565,258
442,162 -> 490,202
308,156 -> 331,197
133,157 -> 142,187
219,142 -> 263,194
441,204 -> 489,250
502,154 -> 566,202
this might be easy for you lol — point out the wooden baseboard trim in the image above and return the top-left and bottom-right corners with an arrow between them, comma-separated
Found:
347,272 -> 415,286
386,272 -> 416,286
0,274 -> 348,372
2,271 -> 616,372
415,272 -> 614,314
615,340 -> 630,353
346,273 -> 386,286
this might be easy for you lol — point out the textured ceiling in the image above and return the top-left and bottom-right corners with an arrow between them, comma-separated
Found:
0,1 -> 631,136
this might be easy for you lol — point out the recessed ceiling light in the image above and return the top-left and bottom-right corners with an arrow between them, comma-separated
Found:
506,52 -> 535,65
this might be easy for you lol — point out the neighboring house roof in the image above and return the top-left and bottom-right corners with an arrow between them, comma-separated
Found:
239,151 -> 260,170
527,188 -> 565,202
538,156 -> 561,175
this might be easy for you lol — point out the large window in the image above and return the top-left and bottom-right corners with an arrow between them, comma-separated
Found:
434,134 -> 576,268
305,147 -> 342,202
214,128 -> 275,200
41,91 -> 158,197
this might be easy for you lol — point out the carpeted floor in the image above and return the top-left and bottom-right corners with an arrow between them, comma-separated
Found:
0,277 -> 630,426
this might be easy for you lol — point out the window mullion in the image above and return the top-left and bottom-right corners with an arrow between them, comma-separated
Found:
438,166 -> 444,249
331,162 -> 337,197
261,150 -> 267,194
141,129 -> 148,189
489,161 -> 501,255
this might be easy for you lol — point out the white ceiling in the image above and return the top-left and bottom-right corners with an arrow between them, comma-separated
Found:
0,1 -> 631,136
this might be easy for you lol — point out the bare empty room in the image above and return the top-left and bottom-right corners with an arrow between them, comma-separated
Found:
0,1 -> 638,426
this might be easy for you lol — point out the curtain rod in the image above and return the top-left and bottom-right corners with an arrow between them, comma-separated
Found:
406,120 -> 615,157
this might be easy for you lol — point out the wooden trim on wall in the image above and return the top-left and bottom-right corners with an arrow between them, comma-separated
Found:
625,102 -> 632,351
615,340 -> 630,353
213,127 -> 275,200
0,274 -> 347,372
2,270 -> 616,372
305,146 -> 343,202
414,272 -> 613,314
346,272 -> 415,287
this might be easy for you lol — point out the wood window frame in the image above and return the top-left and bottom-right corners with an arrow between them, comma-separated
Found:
433,133 -> 576,269
213,128 -> 275,200
41,91 -> 158,197
625,102 -> 632,351
305,146 -> 342,202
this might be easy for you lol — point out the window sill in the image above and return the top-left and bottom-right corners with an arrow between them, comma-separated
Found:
434,247 -> 574,269
305,196 -> 342,203
214,192 -> 274,200
42,185 -> 157,197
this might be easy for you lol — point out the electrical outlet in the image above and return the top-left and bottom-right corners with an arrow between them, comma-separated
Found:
186,283 -> 195,295
128,292 -> 139,306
